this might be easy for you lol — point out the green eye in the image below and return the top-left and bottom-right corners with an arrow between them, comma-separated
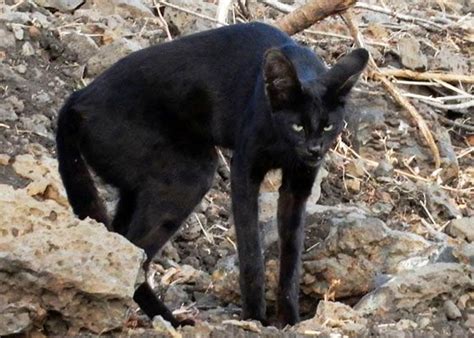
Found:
324,124 -> 334,132
292,124 -> 304,132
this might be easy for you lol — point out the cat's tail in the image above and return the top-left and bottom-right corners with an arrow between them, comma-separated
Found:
56,95 -> 109,225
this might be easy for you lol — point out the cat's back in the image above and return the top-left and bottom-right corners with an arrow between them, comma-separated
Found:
85,22 -> 293,88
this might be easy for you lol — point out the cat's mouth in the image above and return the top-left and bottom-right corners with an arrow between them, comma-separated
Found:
296,149 -> 323,167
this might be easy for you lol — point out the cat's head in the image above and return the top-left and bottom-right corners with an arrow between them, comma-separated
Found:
263,46 -> 369,167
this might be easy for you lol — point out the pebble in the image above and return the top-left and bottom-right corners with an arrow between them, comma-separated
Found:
443,299 -> 462,320
11,23 -> 24,40
374,159 -> 394,177
14,64 -> 27,74
465,314 -> 474,328
21,41 -> 34,56
0,154 -> 11,166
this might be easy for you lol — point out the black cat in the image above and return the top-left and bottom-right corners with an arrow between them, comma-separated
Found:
56,22 -> 368,327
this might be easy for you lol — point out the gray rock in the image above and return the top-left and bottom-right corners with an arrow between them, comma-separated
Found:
443,300 -> 462,320
86,38 -> 142,77
423,183 -> 462,219
0,184 -> 146,335
431,47 -> 468,75
0,307 -> 32,336
21,41 -> 35,56
0,27 -> 16,49
436,125 -> 459,181
0,9 -> 31,24
446,217 -> 474,242
164,284 -> 190,310
301,205 -> 435,298
398,36 -> 428,70
452,242 -> 474,266
355,263 -> 474,315
163,0 -> 217,36
0,96 -> 24,122
20,114 -> 53,139
33,0 -> 85,12
0,64 -> 28,89
11,23 -> 24,40
88,0 -> 153,18
61,31 -> 99,63
374,159 -> 394,177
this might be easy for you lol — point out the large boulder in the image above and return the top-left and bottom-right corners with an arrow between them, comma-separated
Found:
355,263 -> 474,316
0,182 -> 145,335
301,204 -> 435,298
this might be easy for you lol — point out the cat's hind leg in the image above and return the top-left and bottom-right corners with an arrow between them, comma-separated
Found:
126,147 -> 217,326
111,189 -> 136,236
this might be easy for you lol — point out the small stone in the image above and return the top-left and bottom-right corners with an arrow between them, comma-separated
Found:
456,293 -> 470,311
21,42 -> 35,56
418,317 -> 431,329
11,24 -> 24,41
346,159 -> 366,177
62,31 -> 98,63
14,64 -> 27,74
446,217 -> 474,242
86,38 -> 142,77
398,36 -> 428,70
152,315 -> 180,337
346,178 -> 361,193
465,314 -> 474,328
0,154 -> 10,166
374,159 -> 394,177
164,285 -> 190,310
444,300 -> 462,320
0,28 -> 16,49
0,96 -> 24,122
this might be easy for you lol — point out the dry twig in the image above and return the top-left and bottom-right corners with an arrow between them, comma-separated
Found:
380,69 -> 474,84
341,9 -> 441,168
354,2 -> 445,32
274,0 -> 356,36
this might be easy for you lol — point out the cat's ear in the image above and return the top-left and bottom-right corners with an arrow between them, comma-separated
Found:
321,48 -> 369,99
263,49 -> 301,110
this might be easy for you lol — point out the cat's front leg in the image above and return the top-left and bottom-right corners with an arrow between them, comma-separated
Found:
231,153 -> 267,323
277,166 -> 317,326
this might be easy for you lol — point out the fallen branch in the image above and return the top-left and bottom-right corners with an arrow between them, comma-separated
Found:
380,69 -> 474,84
435,114 -> 474,133
411,98 -> 474,112
341,10 -> 441,169
274,0 -> 356,35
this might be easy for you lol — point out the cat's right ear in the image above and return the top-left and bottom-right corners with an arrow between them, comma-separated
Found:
263,49 -> 301,110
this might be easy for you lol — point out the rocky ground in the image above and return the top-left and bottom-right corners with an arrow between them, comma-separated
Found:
0,0 -> 473,337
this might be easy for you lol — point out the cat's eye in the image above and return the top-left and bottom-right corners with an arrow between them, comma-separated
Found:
292,124 -> 304,132
323,124 -> 334,132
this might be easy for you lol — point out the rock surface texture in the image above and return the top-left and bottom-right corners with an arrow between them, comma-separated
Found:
0,182 -> 145,335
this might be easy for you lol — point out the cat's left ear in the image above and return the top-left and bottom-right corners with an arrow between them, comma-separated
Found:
321,48 -> 369,99
263,49 -> 301,110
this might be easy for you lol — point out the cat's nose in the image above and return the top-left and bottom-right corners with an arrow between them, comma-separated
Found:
307,145 -> 321,157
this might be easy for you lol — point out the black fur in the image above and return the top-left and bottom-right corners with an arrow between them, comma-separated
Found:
56,22 -> 368,327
